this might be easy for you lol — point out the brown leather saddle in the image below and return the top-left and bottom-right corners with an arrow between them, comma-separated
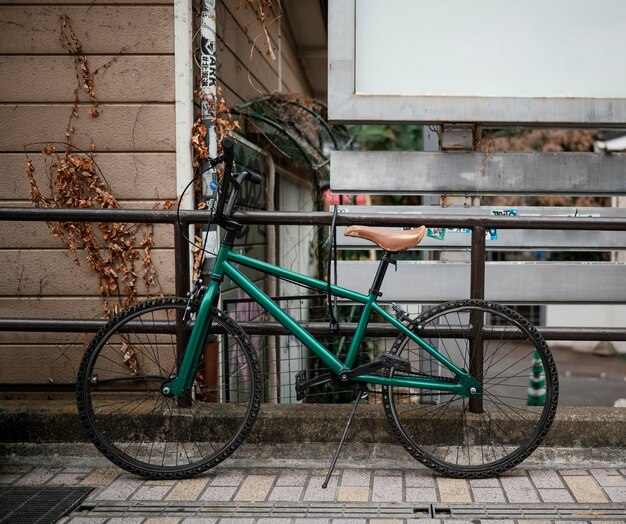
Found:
344,225 -> 427,252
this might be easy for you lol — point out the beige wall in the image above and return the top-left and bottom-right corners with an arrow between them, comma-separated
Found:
0,0 -> 314,385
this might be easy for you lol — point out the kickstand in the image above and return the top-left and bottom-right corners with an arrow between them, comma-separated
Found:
321,386 -> 368,489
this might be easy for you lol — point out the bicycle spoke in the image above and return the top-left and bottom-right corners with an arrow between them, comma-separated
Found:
384,300 -> 557,477
78,299 -> 260,478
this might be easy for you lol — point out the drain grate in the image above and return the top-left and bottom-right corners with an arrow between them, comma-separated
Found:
79,501 -> 418,519
77,500 -> 626,520
0,486 -> 93,524
438,503 -> 626,520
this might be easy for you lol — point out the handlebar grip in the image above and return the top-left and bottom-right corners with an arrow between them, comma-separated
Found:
221,137 -> 235,164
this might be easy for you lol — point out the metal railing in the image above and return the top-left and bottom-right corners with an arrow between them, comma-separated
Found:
1,206 -> 626,344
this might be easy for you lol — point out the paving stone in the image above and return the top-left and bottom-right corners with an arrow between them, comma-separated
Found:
198,485 -> 237,501
0,473 -> 20,484
559,469 -> 590,476
48,473 -> 90,486
212,519 -> 254,524
538,488 -> 574,503
303,475 -> 338,501
469,478 -> 500,488
374,469 -> 402,476
529,469 -> 565,489
590,468 -> 626,486
166,477 -> 210,500
405,487 -> 437,503
340,469 -> 371,487
405,471 -> 436,488
15,467 -> 60,485
372,475 -> 403,502
81,468 -> 121,486
500,475 -> 540,503
132,484 -> 172,500
64,517 -> 107,523
145,479 -> 176,486
472,487 -> 506,502
234,474 -> 275,501
436,478 -> 471,503
275,469 -> 309,486
329,519 -> 367,524
337,485 -> 369,501
143,518 -> 181,524
209,469 -> 246,486
181,519 -> 217,524
293,519 -> 330,524
0,464 -> 32,474
268,485 -> 304,501
312,468 -> 340,476
256,520 -> 291,524
95,476 -> 143,500
604,486 -> 626,502
369,520 -> 404,524
106,519 -> 144,524
563,475 -> 609,502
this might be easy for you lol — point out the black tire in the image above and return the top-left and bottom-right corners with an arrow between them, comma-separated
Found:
382,299 -> 558,478
77,297 -> 262,479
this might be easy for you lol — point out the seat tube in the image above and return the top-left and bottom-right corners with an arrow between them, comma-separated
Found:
344,252 -> 394,368
370,251 -> 394,297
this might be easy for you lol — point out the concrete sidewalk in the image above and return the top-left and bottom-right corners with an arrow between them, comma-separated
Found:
2,451 -> 625,524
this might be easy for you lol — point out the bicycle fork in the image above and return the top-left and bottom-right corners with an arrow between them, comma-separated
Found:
161,279 -> 221,398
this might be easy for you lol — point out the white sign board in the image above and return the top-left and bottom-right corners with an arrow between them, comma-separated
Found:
329,0 -> 626,125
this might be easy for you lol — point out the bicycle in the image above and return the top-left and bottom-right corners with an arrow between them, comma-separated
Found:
76,138 -> 559,483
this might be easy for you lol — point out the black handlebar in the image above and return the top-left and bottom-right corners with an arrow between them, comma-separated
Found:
212,137 -> 262,225
246,171 -> 262,185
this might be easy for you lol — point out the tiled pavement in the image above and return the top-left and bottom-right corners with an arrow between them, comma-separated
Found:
1,462 -> 625,523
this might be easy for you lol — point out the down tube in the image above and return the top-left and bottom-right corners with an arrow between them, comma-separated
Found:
372,303 -> 469,379
222,261 -> 345,375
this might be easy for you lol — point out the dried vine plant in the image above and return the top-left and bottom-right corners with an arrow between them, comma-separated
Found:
192,86 -> 241,171
190,87 -> 240,277
25,15 -> 168,318
239,0 -> 282,61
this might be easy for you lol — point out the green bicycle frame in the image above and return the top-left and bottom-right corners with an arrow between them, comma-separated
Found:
165,243 -> 481,398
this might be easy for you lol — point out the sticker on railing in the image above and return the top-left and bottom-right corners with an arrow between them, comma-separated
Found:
427,227 -> 446,240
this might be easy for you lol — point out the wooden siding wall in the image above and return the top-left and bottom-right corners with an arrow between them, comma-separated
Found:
0,0 -> 177,384
0,0 -> 314,385
216,0 -> 311,104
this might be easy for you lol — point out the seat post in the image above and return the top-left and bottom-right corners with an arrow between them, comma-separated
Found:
369,251 -> 396,297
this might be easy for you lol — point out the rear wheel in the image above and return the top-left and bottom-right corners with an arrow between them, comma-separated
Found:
77,297 -> 261,479
382,299 -> 558,478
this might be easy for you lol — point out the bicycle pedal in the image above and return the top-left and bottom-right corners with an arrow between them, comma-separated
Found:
295,371 -> 307,401
381,352 -> 412,372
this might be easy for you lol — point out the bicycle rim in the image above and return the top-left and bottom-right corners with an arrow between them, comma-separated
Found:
382,299 -> 558,477
77,298 -> 261,479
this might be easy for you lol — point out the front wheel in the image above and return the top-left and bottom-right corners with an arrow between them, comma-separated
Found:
382,299 -> 558,478
77,298 -> 262,479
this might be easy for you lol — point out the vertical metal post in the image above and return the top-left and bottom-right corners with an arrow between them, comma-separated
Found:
199,0 -> 221,404
469,225 -> 486,413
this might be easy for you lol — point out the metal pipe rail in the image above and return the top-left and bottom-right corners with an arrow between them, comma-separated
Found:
1,206 -> 625,342
0,319 -> 624,341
